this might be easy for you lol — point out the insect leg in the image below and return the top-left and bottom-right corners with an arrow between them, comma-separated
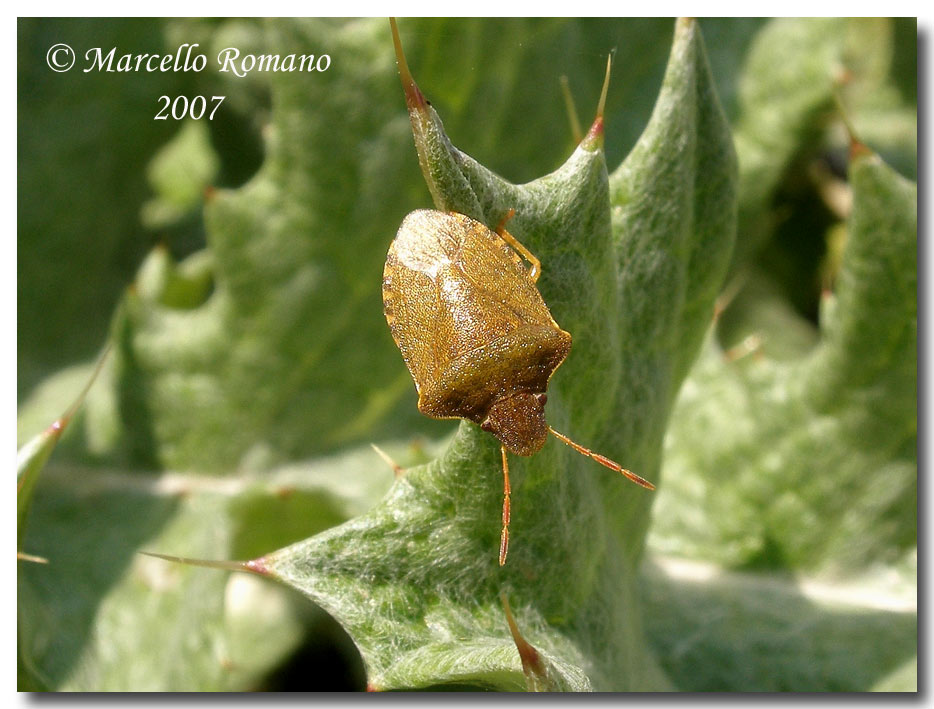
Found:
548,427 -> 655,490
496,209 -> 542,284
499,444 -> 512,566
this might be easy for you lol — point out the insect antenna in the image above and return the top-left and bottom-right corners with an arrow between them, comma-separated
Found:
499,444 -> 511,566
548,427 -> 655,490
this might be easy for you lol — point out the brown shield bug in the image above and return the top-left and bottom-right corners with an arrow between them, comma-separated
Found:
382,209 -> 654,566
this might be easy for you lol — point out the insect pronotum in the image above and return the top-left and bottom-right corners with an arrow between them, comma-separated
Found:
382,209 -> 654,566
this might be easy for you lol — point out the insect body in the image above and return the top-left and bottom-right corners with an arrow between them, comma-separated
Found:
382,209 -> 653,566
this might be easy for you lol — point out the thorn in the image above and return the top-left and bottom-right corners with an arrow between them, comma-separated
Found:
596,53 -> 612,121
809,159 -> 852,219
581,53 -> 612,151
849,137 -> 872,161
139,551 -> 270,577
275,485 -> 296,500
17,551 -> 49,564
244,557 -> 271,576
57,343 -> 113,430
713,275 -> 747,321
832,87 -> 870,160
723,334 -> 764,362
582,112 -> 604,149
371,443 -> 404,477
389,18 -> 426,111
500,593 -> 547,691
676,17 -> 697,35
559,75 -> 583,143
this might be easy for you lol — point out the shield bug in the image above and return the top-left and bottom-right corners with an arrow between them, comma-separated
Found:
382,209 -> 654,566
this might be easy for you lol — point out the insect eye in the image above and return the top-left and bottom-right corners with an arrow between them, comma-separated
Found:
535,393 -> 547,406
481,418 -> 494,432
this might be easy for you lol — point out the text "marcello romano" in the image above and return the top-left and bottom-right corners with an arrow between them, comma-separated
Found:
84,44 -> 331,76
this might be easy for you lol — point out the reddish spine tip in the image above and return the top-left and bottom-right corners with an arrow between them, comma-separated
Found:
390,18 -> 428,112
366,683 -> 381,692
590,115 -> 604,136
835,66 -> 855,86
404,82 -> 427,112
849,138 -> 872,161
582,51 -> 611,151
203,184 -> 217,202
501,593 -> 546,683
581,116 -> 605,151
371,443 -> 405,478
244,557 -> 270,576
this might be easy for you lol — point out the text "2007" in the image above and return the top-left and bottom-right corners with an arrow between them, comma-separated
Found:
155,95 -> 225,121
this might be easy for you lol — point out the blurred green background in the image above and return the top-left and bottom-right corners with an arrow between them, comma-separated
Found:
18,18 -> 916,691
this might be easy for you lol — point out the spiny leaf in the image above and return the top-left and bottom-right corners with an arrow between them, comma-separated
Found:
608,16 -> 738,476
19,18 -> 915,693
265,18 -> 735,691
870,657 -> 917,692
21,19 -> 701,691
730,18 -> 909,273
17,346 -> 110,559
141,120 -> 220,230
641,556 -> 917,691
17,18 -> 187,394
651,145 -> 916,572
17,442 -> 399,690
81,18 -> 433,472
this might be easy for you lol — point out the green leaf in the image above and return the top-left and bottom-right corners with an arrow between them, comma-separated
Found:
730,18 -> 914,273
23,18 -> 758,474
17,348 -> 109,559
17,18 -> 188,395
641,556 -> 917,691
19,18 -> 915,692
871,656 -> 917,692
17,443 -> 404,690
264,18 -> 735,691
651,147 -> 916,572
141,120 -> 220,230
81,19 -> 437,472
